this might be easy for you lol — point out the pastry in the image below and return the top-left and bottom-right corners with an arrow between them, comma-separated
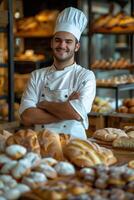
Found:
93,14 -> 112,30
41,157 -> 58,166
35,163 -> 57,179
23,152 -> 41,169
11,159 -> 31,179
22,172 -> 47,189
128,106 -> 134,114
118,106 -> 128,113
5,144 -> 27,159
4,188 -> 21,200
0,160 -> 17,174
105,12 -> 124,28
0,154 -> 12,167
54,161 -> 76,176
15,183 -> 31,194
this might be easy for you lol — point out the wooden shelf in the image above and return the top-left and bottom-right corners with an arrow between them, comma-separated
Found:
91,26 -> 134,34
15,31 -> 53,38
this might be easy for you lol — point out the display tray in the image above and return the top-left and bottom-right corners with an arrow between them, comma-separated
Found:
88,138 -> 134,164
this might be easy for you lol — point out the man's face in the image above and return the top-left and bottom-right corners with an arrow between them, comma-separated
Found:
51,31 -> 80,62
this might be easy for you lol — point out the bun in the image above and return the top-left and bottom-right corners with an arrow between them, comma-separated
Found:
5,144 -> 27,159
118,106 -> 128,113
128,106 -> 134,114
6,129 -> 40,155
54,161 -> 76,176
37,130 -> 64,161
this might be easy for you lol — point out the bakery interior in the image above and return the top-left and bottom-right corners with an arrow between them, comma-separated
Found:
0,0 -> 134,199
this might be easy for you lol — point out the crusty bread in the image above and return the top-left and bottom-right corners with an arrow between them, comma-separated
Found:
112,137 -> 134,150
6,129 -> 40,155
63,138 -> 117,167
93,128 -> 128,142
37,130 -> 64,161
59,133 -> 71,148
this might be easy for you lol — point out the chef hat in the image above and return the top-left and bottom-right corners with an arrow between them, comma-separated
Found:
54,7 -> 88,41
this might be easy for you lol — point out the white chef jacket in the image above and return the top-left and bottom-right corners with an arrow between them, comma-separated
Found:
19,63 -> 96,139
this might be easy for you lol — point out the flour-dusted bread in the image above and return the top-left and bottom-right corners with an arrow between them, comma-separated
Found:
22,172 -> 47,189
23,152 -> 41,169
54,161 -> 76,176
37,129 -> 64,160
5,144 -> 27,159
1,160 -> 17,174
41,157 -> 58,166
93,128 -> 128,142
11,159 -> 31,179
6,129 -> 40,155
0,154 -> 12,167
35,163 -> 57,179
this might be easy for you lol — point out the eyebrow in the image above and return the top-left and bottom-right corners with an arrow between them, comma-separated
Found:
54,37 -> 73,42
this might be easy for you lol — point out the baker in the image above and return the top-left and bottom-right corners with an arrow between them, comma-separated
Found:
19,7 -> 96,139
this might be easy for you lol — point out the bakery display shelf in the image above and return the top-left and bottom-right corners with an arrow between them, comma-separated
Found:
91,26 -> 134,34
15,31 -> 53,38
92,67 -> 134,70
108,112 -> 134,119
0,0 -> 14,122
97,83 -> 134,90
97,83 -> 134,110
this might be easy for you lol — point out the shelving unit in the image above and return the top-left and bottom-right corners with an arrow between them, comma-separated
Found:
89,0 -> 134,111
0,0 -> 14,121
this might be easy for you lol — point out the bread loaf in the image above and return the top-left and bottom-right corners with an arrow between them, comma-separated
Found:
112,137 -> 134,150
6,129 -> 40,155
93,128 -> 128,142
37,130 -> 64,161
64,138 -> 116,167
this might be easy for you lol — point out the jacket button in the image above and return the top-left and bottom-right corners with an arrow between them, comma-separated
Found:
42,125 -> 44,128
63,125 -> 66,128
42,94 -> 45,97
65,95 -> 68,98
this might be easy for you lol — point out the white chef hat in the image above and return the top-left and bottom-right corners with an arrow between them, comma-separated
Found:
54,7 -> 88,41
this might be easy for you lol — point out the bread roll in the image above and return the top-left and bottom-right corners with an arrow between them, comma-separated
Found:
118,106 -> 128,113
54,161 -> 75,176
6,129 -> 40,155
5,145 -> 27,159
37,129 -> 64,160
128,106 -> 134,114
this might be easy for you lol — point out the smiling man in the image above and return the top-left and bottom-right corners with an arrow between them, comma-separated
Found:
19,7 -> 96,139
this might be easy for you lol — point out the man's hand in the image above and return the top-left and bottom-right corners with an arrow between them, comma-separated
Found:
68,91 -> 80,101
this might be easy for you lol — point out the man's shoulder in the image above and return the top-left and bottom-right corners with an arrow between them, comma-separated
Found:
32,66 -> 51,76
76,64 -> 94,76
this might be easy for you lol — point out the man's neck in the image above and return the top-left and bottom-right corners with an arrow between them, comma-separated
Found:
53,60 -> 75,70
